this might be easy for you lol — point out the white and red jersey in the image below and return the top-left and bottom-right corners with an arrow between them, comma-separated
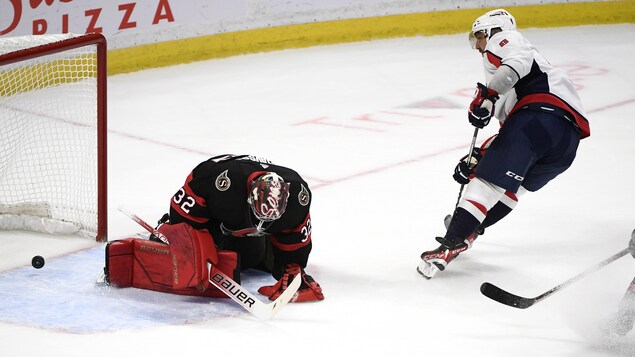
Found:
483,30 -> 590,138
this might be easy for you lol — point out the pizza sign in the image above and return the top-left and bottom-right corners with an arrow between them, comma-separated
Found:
0,0 -> 175,36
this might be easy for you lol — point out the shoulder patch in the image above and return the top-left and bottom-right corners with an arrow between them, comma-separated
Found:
215,170 -> 231,191
298,184 -> 310,206
499,39 -> 509,47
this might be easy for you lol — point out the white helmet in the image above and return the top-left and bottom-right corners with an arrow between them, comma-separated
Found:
469,9 -> 517,48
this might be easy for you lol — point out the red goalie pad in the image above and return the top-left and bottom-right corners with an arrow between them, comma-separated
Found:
158,222 -> 218,291
105,223 -> 239,298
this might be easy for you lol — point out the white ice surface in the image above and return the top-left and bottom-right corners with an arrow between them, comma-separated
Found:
1,24 -> 634,356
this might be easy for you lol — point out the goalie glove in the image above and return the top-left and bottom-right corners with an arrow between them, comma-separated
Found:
258,264 -> 324,303
468,83 -> 499,128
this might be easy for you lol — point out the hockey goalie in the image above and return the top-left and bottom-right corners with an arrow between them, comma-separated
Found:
103,154 -> 324,302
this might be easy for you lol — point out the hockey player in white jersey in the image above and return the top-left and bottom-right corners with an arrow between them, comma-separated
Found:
419,9 -> 590,278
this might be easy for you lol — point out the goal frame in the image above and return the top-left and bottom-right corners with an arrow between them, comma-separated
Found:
0,33 -> 108,242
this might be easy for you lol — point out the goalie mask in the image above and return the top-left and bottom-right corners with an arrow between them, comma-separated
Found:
248,172 -> 290,222
469,9 -> 517,49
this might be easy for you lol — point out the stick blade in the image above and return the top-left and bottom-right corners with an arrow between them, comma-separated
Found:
207,262 -> 300,320
480,282 -> 535,309
269,273 -> 301,317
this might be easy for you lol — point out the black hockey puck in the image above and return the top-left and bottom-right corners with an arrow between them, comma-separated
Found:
32,255 -> 45,269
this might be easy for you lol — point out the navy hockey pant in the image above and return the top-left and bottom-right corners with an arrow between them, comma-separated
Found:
475,107 -> 581,193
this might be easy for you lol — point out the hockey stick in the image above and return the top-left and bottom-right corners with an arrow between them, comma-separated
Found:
117,206 -> 301,320
481,247 -> 630,309
441,128 -> 480,232
207,262 -> 300,320
453,127 -> 480,209
419,129 -> 481,279
118,206 -> 170,244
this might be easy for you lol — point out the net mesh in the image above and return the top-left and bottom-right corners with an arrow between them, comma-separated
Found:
0,34 -> 100,239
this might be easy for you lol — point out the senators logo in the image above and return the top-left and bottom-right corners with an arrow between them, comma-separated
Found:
298,184 -> 310,206
215,170 -> 231,191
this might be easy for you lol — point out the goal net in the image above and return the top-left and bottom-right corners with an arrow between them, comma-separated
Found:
0,33 -> 107,242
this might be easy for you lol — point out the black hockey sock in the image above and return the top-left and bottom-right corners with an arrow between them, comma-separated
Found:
480,201 -> 513,229
442,207 -> 481,248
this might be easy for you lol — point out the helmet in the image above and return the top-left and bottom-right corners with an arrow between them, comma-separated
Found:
469,9 -> 517,48
247,172 -> 290,222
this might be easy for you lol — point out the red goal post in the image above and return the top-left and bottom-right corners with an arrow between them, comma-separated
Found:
0,33 -> 107,242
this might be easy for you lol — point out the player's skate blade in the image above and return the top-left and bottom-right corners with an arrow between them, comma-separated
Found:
417,260 -> 441,279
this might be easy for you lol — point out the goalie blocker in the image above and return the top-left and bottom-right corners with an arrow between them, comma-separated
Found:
104,222 -> 240,298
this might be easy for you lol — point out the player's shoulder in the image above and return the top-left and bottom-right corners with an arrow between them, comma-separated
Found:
227,156 -> 308,184
194,155 -> 307,183
271,164 -> 305,182
487,31 -> 527,53
239,156 -> 303,177
491,30 -> 525,42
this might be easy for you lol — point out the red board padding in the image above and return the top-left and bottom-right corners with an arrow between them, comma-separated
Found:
106,224 -> 239,298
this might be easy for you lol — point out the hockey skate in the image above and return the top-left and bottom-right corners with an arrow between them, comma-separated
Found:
417,233 -> 477,279
417,245 -> 463,279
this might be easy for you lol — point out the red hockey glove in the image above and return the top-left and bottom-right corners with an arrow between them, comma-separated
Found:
452,147 -> 483,184
468,83 -> 499,128
258,264 -> 324,303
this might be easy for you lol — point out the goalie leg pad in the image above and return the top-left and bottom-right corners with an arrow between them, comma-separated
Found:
105,223 -> 240,298
106,238 -> 175,288
105,238 -> 136,288
171,250 -> 239,298
157,222 -> 218,291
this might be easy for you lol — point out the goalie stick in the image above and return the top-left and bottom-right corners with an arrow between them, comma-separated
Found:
117,206 -> 301,320
481,247 -> 630,309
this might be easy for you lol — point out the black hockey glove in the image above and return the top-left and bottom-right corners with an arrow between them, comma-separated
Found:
468,83 -> 499,128
452,147 -> 483,184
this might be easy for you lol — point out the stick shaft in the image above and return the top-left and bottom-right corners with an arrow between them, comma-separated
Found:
454,127 -> 479,208
533,247 -> 630,303
481,247 -> 630,309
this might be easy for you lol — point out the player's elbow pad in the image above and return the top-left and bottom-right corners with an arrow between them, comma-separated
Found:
489,65 -> 519,94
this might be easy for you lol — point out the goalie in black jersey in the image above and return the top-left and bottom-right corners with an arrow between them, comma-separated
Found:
159,154 -> 323,302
